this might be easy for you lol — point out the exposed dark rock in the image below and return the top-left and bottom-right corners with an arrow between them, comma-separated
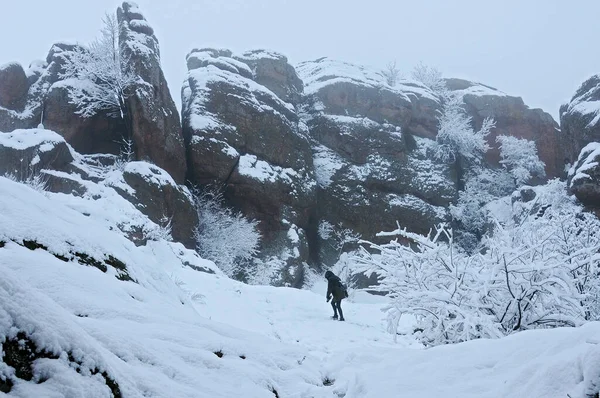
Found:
0,62 -> 29,111
560,74 -> 600,164
118,1 -> 187,183
446,78 -> 565,178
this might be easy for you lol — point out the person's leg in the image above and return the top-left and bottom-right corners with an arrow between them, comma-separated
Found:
336,299 -> 345,321
331,301 -> 338,319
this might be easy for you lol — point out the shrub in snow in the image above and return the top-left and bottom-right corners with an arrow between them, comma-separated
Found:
382,60 -> 401,87
352,181 -> 600,346
4,171 -> 48,193
411,62 -> 447,96
193,188 -> 260,279
142,214 -> 173,242
60,13 -> 137,125
496,135 -> 546,186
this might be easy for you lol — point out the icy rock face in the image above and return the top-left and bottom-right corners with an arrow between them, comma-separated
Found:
568,142 -> 600,211
0,129 -> 73,176
298,59 -> 456,264
117,1 -> 187,183
182,48 -> 317,285
446,78 -> 564,178
560,75 -> 600,164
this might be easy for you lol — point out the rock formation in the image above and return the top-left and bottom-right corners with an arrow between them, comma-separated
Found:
298,59 -> 457,264
446,78 -> 564,178
560,74 -> 600,164
182,48 -> 316,284
117,1 -> 187,183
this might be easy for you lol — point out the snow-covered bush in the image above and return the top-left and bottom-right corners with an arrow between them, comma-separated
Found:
353,182 -> 600,346
434,94 -> 494,166
142,214 -> 173,242
382,60 -> 401,86
4,171 -> 48,193
60,13 -> 137,121
193,188 -> 260,278
450,168 -> 515,249
496,135 -> 546,186
411,62 -> 447,96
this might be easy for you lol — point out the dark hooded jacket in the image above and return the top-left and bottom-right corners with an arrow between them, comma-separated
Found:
325,271 -> 347,300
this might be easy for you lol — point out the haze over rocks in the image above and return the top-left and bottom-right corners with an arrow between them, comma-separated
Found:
0,1 -> 598,286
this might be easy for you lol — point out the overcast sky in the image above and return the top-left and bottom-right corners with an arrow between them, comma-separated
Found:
2,0 -> 598,121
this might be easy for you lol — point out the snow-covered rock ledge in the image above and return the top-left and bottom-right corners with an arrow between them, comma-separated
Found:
0,128 -> 73,176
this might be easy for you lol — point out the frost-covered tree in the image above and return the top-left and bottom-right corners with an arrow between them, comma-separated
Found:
450,168 -> 515,250
193,188 -> 260,278
352,181 -> 600,346
411,62 -> 447,96
382,60 -> 401,87
496,135 -> 546,186
60,13 -> 137,124
434,94 -> 494,166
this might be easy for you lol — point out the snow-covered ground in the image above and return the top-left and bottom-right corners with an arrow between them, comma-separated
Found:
1,174 -> 600,397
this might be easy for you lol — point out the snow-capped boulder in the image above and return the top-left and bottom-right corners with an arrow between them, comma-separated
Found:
0,62 -> 28,111
0,129 -> 73,177
446,78 -> 564,178
113,162 -> 199,249
236,49 -> 304,105
182,48 -> 316,284
297,58 -> 441,139
568,142 -> 600,210
560,74 -> 600,164
117,1 -> 187,184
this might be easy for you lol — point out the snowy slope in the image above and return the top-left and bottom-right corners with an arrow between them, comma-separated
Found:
1,175 -> 600,397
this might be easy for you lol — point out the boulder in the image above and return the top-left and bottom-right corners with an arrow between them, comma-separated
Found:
235,50 -> 304,105
0,129 -> 73,177
560,74 -> 600,164
117,1 -> 187,183
446,78 -> 565,178
115,162 -> 199,249
568,142 -> 600,210
0,63 -> 29,111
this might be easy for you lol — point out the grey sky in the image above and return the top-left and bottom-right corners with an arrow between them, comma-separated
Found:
2,0 -> 598,121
